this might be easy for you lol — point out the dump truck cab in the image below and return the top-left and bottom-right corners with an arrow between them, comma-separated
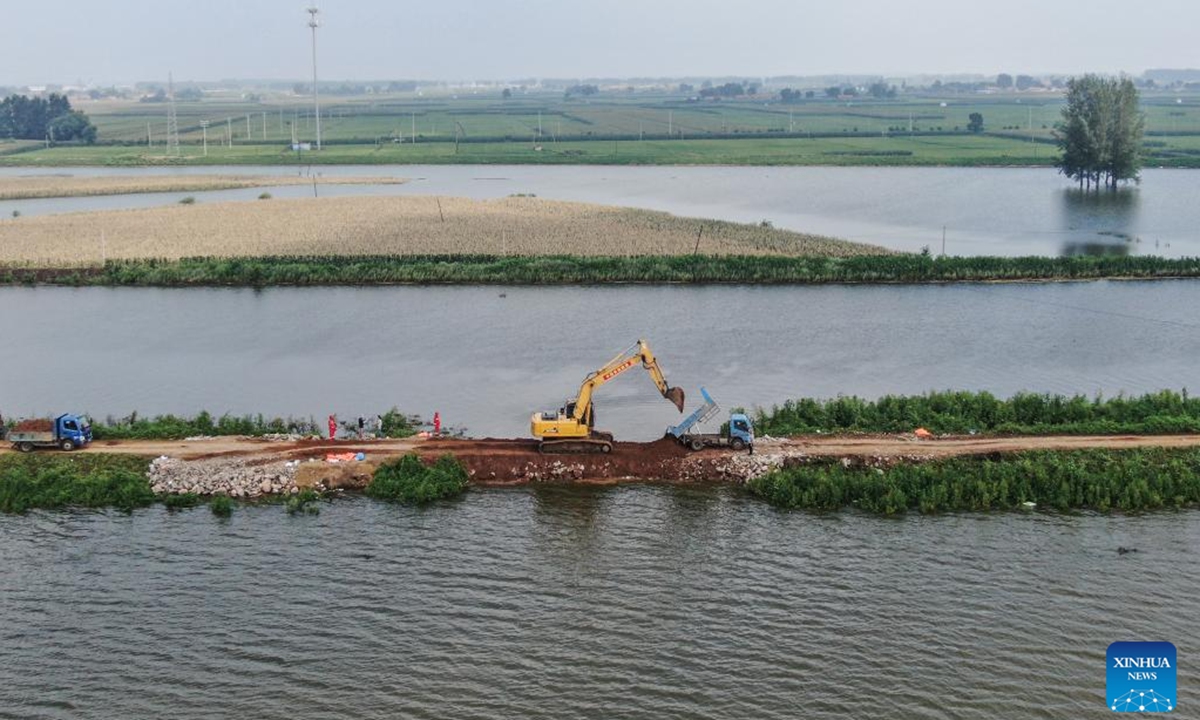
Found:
57,414 -> 92,448
8,413 -> 92,452
728,413 -> 754,448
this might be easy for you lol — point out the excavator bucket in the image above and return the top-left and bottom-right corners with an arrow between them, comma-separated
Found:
665,386 -> 686,413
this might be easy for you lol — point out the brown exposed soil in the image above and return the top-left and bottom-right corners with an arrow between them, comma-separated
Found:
13,418 -> 54,432
7,432 -> 1200,488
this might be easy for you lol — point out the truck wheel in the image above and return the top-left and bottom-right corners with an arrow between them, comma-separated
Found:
18,442 -> 33,453
730,438 -> 746,451
689,438 -> 704,452
60,439 -> 75,452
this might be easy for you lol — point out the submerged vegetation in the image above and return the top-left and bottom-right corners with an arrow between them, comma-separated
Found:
0,454 -> 154,513
748,448 -> 1200,514
755,389 -> 1200,436
3,253 -> 1200,287
285,489 -> 323,516
367,454 -> 469,505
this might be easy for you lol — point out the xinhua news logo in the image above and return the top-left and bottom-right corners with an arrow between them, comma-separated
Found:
1108,641 -> 1176,713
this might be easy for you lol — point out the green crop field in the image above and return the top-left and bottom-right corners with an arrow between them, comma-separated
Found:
4,88 -> 1200,167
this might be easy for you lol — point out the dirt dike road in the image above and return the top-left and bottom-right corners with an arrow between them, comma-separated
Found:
6,433 -> 1200,489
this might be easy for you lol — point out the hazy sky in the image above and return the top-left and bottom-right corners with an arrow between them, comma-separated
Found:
1,0 -> 1195,85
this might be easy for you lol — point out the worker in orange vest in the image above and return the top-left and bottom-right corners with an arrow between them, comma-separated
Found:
433,412 -> 441,436
328,414 -> 337,440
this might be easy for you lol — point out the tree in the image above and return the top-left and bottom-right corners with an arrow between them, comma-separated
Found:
501,87 -> 512,99
49,112 -> 97,144
1015,75 -> 1040,91
0,93 -> 94,143
1054,75 -> 1144,190
967,112 -> 984,132
997,73 -> 1014,89
868,82 -> 897,99
824,86 -> 841,98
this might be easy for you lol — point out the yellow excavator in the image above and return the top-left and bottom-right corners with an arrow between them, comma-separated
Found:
532,339 -> 685,453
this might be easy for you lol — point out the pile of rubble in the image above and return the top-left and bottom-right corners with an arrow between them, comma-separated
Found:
148,456 -> 304,497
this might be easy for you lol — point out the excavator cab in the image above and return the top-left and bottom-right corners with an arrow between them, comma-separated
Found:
532,339 -> 682,453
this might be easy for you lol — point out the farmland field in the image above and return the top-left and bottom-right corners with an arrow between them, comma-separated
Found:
4,89 -> 1199,167
0,195 -> 884,264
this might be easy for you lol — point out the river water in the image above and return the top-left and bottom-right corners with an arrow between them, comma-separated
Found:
1,490 -> 1194,719
0,165 -> 1196,257
2,281 -> 1198,439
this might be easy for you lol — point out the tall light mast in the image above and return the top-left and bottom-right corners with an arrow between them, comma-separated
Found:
307,6 -> 322,150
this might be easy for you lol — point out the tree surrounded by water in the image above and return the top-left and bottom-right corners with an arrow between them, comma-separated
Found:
1055,75 -> 1144,191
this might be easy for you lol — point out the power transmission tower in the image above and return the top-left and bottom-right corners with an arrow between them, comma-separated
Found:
166,73 -> 181,156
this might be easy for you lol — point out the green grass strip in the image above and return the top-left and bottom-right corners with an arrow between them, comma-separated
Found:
3,254 -> 1200,286
748,447 -> 1200,514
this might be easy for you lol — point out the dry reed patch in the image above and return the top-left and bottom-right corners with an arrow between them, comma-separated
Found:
0,174 -> 405,200
0,195 -> 889,265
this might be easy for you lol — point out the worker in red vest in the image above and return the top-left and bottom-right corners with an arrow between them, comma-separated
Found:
433,412 -> 441,436
328,414 -> 337,440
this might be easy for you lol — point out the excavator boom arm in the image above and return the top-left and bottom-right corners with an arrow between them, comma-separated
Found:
571,340 -> 685,421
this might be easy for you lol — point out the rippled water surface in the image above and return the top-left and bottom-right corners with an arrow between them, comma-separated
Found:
2,281 -> 1200,438
1,488 -> 1195,719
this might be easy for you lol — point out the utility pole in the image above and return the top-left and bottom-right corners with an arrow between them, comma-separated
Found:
166,73 -> 180,156
246,114 -> 252,140
200,120 -> 209,156
668,110 -> 673,137
307,6 -> 322,150
412,112 -> 416,144
227,117 -> 232,147
147,122 -> 153,148
262,112 -> 268,140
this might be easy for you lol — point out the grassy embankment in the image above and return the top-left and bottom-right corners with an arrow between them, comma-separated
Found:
754,389 -> 1200,436
3,254 -> 1199,286
749,448 -> 1200,514
0,454 -> 154,513
0,175 -> 403,200
750,389 -> 1200,514
0,450 -> 470,513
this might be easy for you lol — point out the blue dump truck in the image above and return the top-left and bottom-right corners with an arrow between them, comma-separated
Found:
7,414 -> 93,452
666,388 -> 754,453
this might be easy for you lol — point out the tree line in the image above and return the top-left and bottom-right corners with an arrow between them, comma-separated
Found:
0,93 -> 97,144
1054,75 -> 1144,190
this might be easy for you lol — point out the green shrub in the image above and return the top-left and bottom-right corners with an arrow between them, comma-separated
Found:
748,448 -> 1200,514
754,389 -> 1200,437
0,454 -> 154,513
258,192 -> 273,200
179,196 -> 196,205
210,495 -> 233,517
367,454 -> 468,505
161,493 -> 202,510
